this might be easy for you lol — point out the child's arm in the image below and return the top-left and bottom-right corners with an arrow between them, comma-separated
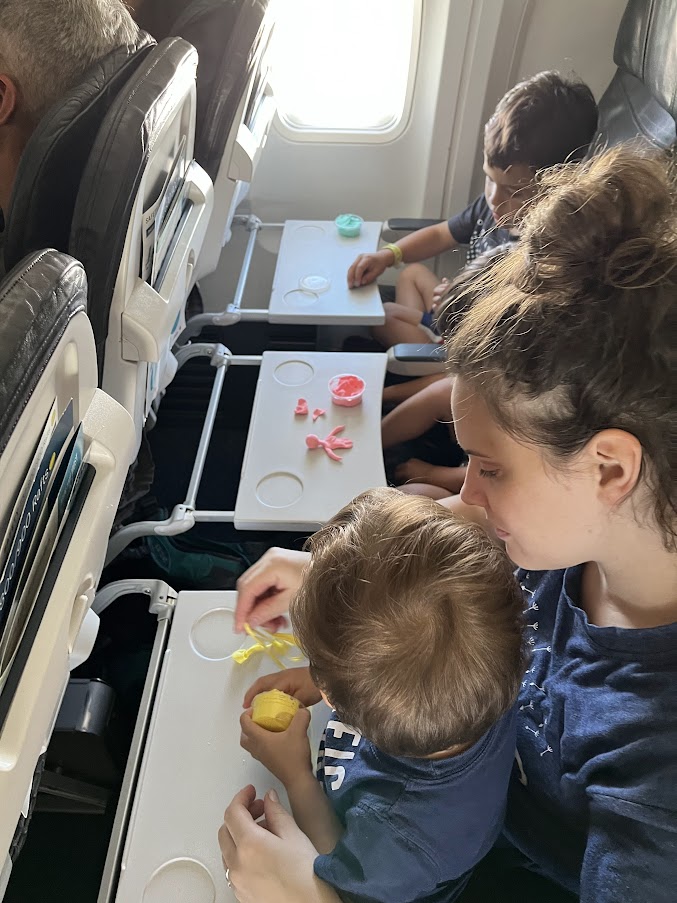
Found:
395,459 -> 466,494
382,373 -> 445,406
240,708 -> 344,854
394,220 -> 458,263
285,772 -> 344,854
348,222 -> 457,288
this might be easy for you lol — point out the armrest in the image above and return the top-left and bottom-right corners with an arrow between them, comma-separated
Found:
384,218 -> 445,232
386,343 -> 446,376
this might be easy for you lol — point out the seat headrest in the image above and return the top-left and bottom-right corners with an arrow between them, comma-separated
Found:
170,0 -> 273,181
135,0 -> 198,39
69,37 -> 199,370
614,0 -> 677,118
0,250 -> 87,456
4,35 -> 155,275
591,69 -> 677,154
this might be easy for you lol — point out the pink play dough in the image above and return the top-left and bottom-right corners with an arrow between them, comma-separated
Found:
305,425 -> 354,462
329,374 -> 365,407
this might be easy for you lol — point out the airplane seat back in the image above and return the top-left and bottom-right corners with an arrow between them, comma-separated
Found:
591,0 -> 677,153
0,250 -> 134,884
3,35 -> 155,274
169,0 -> 277,281
69,38 -> 213,453
173,0 -> 274,182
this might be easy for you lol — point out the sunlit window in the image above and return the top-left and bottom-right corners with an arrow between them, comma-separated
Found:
271,0 -> 420,134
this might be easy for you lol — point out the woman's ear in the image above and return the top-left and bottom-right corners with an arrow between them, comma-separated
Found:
320,690 -> 333,709
588,428 -> 643,507
0,74 -> 19,127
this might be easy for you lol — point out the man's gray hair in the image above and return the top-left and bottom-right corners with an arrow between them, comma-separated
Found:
0,0 -> 140,118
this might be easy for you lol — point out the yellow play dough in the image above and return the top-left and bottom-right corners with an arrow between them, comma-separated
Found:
251,690 -> 300,732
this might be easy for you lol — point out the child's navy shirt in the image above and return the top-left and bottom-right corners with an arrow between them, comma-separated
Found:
313,708 -> 517,903
507,565 -> 677,902
448,194 -> 517,261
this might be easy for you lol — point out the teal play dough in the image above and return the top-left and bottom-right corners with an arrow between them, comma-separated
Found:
335,214 -> 363,237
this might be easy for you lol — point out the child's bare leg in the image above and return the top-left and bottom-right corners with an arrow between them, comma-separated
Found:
427,376 -> 457,443
395,461 -> 467,494
382,373 -> 446,406
372,302 -> 437,347
395,263 -> 440,313
398,483 -> 455,500
382,377 -> 454,449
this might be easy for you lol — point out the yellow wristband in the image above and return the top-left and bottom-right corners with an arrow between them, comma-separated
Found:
383,243 -> 403,266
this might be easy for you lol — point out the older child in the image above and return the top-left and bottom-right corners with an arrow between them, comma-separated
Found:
239,487 -> 526,903
347,70 -> 597,347
221,147 -> 677,903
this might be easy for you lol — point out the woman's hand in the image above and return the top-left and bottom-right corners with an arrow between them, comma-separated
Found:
218,786 -> 341,903
240,708 -> 313,788
234,547 -> 310,633
243,667 -> 323,709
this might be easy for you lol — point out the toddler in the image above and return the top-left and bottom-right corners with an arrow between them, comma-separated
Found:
240,487 -> 526,903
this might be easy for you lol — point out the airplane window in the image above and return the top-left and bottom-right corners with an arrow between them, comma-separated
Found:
271,0 -> 421,135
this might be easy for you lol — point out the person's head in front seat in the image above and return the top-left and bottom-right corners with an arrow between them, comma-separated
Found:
0,0 -> 140,214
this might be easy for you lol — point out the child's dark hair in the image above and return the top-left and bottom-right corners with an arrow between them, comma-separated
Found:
485,70 -> 598,171
446,145 -> 677,550
435,244 -> 511,337
290,488 -> 526,758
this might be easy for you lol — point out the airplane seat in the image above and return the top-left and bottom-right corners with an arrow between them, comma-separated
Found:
172,0 -> 275,179
169,0 -> 277,285
69,37 -> 214,454
591,0 -> 677,153
133,0 -> 275,285
0,250 -> 135,889
3,34 -> 155,275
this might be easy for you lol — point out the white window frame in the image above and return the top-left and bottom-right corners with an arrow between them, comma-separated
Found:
272,0 -> 423,144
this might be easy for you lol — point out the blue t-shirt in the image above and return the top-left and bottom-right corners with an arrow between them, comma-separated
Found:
313,709 -> 517,903
507,565 -> 677,902
447,194 -> 517,262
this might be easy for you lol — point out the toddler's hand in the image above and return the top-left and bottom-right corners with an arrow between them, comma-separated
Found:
240,708 -> 313,788
243,667 -> 322,709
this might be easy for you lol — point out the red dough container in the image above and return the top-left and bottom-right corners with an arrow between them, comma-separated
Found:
328,373 -> 365,407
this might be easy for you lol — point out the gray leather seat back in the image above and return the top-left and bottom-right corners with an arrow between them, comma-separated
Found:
69,37 -> 200,371
172,0 -> 273,183
4,36 -> 155,274
134,0 -> 273,177
0,252 -> 87,456
592,0 -> 677,152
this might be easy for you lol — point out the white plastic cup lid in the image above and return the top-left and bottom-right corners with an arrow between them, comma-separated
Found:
299,274 -> 331,294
